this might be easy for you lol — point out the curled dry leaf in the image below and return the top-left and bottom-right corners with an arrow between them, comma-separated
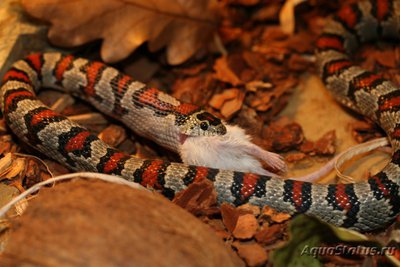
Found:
209,88 -> 245,119
22,0 -> 217,65
213,57 -> 242,86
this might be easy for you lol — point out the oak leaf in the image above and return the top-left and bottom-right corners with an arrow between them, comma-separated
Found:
22,0 -> 218,64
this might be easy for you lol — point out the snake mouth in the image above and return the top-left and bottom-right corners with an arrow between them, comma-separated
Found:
179,134 -> 189,144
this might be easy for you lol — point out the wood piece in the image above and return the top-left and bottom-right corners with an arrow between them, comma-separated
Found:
0,180 -> 244,267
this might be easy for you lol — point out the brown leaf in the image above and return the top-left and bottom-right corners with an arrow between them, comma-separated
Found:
260,205 -> 291,224
279,0 -> 307,35
232,241 -> 268,267
263,121 -> 304,152
270,212 -> 291,223
209,88 -> 245,119
22,0 -> 217,64
254,224 -> 285,245
315,130 -> 336,155
237,203 -> 261,216
213,57 -> 242,86
209,88 -> 241,109
350,120 -> 382,143
23,158 -> 52,188
220,203 -> 251,233
285,152 -> 306,162
172,73 -> 216,106
232,214 -> 259,239
299,140 -> 315,154
220,92 -> 245,119
173,179 -> 219,216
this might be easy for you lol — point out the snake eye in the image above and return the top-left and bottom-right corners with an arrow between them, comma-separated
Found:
200,122 -> 209,131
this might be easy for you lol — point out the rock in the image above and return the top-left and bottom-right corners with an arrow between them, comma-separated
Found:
0,179 -> 244,267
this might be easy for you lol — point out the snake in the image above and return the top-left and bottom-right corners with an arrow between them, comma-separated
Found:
1,0 -> 399,232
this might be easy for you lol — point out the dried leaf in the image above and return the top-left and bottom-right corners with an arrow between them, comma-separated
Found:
209,88 -> 245,119
279,0 -> 307,35
315,130 -> 336,156
221,92 -> 245,119
254,224 -> 285,245
22,0 -> 217,64
209,88 -> 241,109
213,57 -> 242,86
271,212 -> 291,223
285,152 -> 306,162
172,73 -> 215,106
245,80 -> 273,92
173,179 -> 219,216
299,140 -> 315,154
237,203 -> 261,216
5,158 -> 25,179
232,241 -> 268,267
0,153 -> 13,177
260,205 -> 292,224
221,203 -> 251,233
351,120 -> 382,143
232,214 -> 259,239
23,157 -> 53,188
14,198 -> 29,216
263,121 -> 304,152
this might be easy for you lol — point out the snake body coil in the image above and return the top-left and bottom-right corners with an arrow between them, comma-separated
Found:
1,0 -> 399,231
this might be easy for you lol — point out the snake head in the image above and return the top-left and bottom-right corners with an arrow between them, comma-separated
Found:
179,111 -> 227,138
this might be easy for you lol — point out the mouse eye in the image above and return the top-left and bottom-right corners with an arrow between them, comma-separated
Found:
200,122 -> 209,131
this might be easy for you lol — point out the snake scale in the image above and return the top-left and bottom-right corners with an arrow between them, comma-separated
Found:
1,0 -> 399,231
